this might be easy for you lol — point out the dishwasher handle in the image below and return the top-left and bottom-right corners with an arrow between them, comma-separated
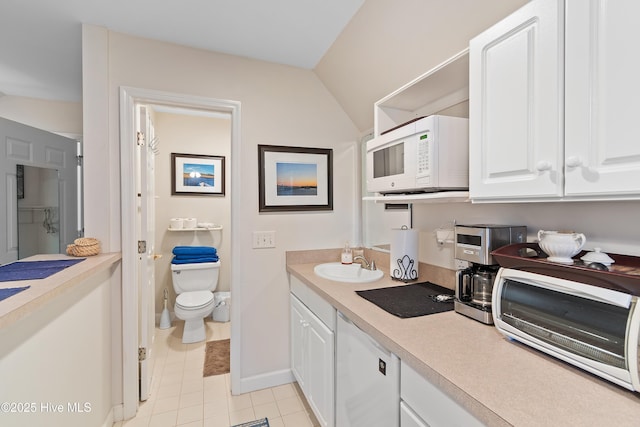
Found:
338,311 -> 394,357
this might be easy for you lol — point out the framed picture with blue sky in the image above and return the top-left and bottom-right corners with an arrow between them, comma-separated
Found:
258,144 -> 333,212
171,153 -> 225,196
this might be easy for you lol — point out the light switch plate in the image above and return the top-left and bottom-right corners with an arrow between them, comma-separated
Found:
252,231 -> 276,248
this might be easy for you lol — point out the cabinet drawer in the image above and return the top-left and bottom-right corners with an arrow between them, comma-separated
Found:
290,275 -> 335,331
401,361 -> 482,427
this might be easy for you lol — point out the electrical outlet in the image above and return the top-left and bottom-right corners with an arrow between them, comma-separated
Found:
252,231 -> 276,248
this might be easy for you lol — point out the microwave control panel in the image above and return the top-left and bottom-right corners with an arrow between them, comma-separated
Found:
416,131 -> 430,177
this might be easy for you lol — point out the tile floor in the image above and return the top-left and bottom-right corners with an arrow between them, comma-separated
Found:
114,319 -> 319,427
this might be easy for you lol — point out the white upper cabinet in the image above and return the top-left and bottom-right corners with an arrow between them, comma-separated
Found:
469,0 -> 564,200
564,0 -> 640,198
470,0 -> 640,201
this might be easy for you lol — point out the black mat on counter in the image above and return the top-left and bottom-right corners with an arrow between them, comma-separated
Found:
356,282 -> 454,318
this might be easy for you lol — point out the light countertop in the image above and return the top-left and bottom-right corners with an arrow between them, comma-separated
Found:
286,250 -> 640,427
0,252 -> 122,329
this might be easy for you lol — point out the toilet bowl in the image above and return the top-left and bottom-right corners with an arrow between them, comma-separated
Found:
171,261 -> 220,343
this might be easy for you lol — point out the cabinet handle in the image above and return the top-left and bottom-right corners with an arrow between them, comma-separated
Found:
566,156 -> 583,168
300,320 -> 309,327
536,161 -> 552,171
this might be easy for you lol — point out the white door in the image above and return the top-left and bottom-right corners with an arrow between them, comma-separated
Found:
137,106 -> 158,401
469,0 -> 564,200
0,117 -> 78,264
564,0 -> 640,197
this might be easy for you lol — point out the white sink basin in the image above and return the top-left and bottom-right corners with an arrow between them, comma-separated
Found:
313,262 -> 383,283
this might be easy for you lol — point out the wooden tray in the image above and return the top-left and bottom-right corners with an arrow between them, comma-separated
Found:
491,243 -> 640,296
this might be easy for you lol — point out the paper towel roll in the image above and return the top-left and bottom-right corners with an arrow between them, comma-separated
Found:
390,226 -> 419,281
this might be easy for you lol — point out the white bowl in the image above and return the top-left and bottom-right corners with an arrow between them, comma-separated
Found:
538,230 -> 586,263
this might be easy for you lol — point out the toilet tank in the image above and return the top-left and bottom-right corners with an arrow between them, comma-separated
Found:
171,261 -> 220,294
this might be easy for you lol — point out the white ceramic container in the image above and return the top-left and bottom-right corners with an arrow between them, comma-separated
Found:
538,230 -> 586,264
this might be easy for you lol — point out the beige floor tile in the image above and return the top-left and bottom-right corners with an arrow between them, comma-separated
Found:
176,404 -> 203,425
155,383 -> 182,400
181,377 -> 204,394
276,396 -> 303,416
203,414 -> 231,427
271,383 -> 297,400
148,410 -> 178,427
228,393 -> 253,412
253,402 -> 281,420
152,395 -> 180,414
282,411 -> 313,427
267,417 -> 285,427
228,407 -> 255,425
122,415 -> 151,427
204,400 -> 229,420
250,388 -> 275,406
177,421 -> 202,427
179,390 -> 204,409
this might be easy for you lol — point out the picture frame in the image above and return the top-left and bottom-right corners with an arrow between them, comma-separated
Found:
171,153 -> 225,196
258,144 -> 333,212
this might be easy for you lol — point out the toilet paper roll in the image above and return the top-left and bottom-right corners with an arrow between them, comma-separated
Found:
390,226 -> 419,282
169,218 -> 184,229
183,218 -> 197,229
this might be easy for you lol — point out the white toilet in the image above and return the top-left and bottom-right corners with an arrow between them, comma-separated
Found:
171,261 -> 220,343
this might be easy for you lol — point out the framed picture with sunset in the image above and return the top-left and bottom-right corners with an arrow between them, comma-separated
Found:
258,145 -> 333,212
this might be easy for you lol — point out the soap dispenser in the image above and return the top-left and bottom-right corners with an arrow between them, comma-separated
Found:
341,242 -> 353,265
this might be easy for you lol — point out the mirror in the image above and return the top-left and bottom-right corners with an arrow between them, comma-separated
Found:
16,165 -> 60,259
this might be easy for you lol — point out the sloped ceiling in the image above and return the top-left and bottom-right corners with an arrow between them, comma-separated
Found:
316,0 -> 530,133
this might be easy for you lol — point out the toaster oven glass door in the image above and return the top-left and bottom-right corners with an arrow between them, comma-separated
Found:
499,279 -> 631,369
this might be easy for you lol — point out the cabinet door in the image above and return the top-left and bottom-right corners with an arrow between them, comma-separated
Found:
470,0 -> 564,200
306,311 -> 335,427
565,0 -> 640,197
290,295 -> 307,388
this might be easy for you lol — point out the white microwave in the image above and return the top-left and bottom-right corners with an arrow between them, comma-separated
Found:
493,267 -> 640,392
366,115 -> 469,194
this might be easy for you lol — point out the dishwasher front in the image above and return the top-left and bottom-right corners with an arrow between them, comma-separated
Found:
336,311 -> 400,427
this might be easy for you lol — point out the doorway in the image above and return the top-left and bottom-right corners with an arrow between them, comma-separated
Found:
119,87 -> 242,420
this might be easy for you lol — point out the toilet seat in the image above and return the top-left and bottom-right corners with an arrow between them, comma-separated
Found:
176,291 -> 214,310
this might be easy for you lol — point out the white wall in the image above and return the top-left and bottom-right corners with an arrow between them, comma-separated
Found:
153,112 -> 232,312
411,200 -> 640,271
0,95 -> 82,139
0,265 -> 117,427
82,26 -> 360,395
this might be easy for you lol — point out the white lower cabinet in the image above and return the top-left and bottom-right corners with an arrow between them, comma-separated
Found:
290,277 -> 335,427
401,361 -> 483,427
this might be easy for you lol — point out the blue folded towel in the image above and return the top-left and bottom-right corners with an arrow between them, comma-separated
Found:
171,256 -> 219,264
172,246 -> 217,256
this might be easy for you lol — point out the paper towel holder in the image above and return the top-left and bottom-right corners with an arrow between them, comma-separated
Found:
435,228 -> 454,246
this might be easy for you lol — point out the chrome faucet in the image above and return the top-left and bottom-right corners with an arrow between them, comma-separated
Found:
353,255 -> 377,271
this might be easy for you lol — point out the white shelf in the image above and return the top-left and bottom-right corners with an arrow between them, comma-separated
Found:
363,191 -> 469,204
167,226 -> 223,232
374,48 -> 469,136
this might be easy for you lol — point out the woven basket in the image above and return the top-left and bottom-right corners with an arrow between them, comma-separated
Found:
66,237 -> 101,257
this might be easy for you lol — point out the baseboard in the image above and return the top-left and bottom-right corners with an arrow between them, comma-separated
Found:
237,368 -> 295,395
106,405 -> 121,425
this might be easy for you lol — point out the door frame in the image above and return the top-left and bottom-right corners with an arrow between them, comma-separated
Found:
119,87 -> 242,419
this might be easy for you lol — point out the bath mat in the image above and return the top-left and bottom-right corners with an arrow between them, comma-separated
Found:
0,259 -> 85,282
232,418 -> 269,427
0,286 -> 30,302
203,338 -> 230,377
